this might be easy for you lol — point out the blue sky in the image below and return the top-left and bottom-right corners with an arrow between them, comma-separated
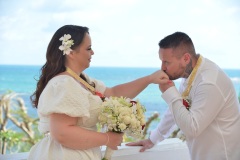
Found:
0,0 -> 240,68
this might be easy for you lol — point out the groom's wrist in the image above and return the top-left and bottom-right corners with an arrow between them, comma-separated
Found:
149,130 -> 164,145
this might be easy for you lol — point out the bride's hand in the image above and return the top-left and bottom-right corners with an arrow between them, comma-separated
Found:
106,132 -> 123,150
149,70 -> 170,84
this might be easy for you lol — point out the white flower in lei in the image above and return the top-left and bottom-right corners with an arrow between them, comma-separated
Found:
59,34 -> 74,55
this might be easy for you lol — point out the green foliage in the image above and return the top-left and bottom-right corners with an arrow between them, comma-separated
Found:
0,130 -> 23,152
0,91 -> 42,154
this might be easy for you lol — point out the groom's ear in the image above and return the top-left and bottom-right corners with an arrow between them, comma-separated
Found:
182,53 -> 191,63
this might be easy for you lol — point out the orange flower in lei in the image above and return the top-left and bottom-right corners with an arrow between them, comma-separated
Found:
95,91 -> 105,101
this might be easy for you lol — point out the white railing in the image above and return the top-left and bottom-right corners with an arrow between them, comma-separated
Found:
0,138 -> 190,160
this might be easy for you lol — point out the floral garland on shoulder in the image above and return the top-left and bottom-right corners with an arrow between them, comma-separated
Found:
181,55 -> 202,110
170,55 -> 203,141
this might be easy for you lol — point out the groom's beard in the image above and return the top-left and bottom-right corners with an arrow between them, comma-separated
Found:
164,65 -> 186,80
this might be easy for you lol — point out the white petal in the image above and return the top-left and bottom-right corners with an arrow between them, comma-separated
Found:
65,48 -> 72,55
64,34 -> 71,40
59,45 -> 64,51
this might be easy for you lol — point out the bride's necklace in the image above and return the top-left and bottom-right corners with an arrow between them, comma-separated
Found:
182,55 -> 202,98
66,67 -> 105,100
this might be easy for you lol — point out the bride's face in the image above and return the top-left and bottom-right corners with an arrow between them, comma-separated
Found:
74,33 -> 94,69
159,48 -> 185,80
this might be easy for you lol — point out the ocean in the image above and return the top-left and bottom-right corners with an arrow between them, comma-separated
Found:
0,65 -> 240,131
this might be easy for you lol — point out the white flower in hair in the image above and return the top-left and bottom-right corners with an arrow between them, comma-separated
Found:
59,34 -> 74,55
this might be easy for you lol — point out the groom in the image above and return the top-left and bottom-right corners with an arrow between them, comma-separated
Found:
127,32 -> 240,160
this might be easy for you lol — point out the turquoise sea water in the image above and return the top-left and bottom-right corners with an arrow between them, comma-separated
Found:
1,65 -> 240,130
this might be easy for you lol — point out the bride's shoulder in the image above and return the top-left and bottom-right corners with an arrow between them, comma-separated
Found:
48,74 -> 76,87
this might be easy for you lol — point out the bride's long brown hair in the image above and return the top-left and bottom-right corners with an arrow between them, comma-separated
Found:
31,25 -> 90,108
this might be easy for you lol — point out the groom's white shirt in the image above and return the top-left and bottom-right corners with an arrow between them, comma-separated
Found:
150,56 -> 240,160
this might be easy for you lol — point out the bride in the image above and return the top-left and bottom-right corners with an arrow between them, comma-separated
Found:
28,24 -> 168,160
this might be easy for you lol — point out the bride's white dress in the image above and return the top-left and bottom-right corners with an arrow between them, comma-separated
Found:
28,75 -> 106,160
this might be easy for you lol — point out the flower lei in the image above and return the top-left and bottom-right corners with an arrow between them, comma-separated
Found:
59,34 -> 74,55
65,67 -> 105,100
182,55 -> 202,110
170,55 -> 203,141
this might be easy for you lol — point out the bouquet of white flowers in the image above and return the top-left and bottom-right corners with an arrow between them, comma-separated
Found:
98,96 -> 146,160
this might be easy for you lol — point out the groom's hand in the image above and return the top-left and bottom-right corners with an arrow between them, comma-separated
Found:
159,80 -> 175,93
125,139 -> 154,152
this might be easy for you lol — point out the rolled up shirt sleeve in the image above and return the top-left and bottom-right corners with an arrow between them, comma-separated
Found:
149,97 -> 177,144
